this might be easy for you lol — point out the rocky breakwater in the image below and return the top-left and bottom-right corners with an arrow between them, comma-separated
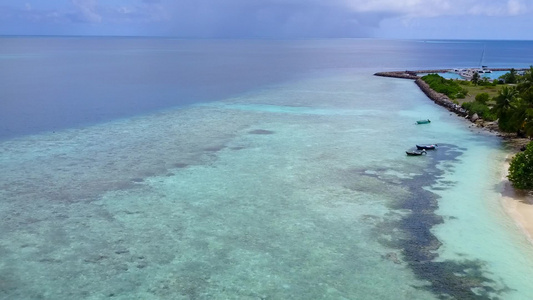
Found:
414,78 -> 468,117
374,69 -> 529,148
374,71 -> 468,117
374,71 -> 419,80
374,70 -> 450,80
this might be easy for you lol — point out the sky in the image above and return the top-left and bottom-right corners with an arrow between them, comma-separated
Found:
0,0 -> 532,39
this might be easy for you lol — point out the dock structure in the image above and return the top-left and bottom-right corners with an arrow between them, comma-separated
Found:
375,68 -> 526,81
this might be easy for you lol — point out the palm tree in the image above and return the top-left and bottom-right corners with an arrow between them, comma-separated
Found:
500,68 -> 518,84
508,68 -> 517,83
493,86 -> 519,132
493,86 -> 519,116
471,72 -> 480,85
518,66 -> 533,104
509,100 -> 529,136
519,66 -> 533,86
522,108 -> 533,137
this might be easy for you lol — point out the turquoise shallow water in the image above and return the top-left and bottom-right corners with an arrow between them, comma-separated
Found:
2,70 -> 533,299
418,70 -> 508,80
2,39 -> 533,299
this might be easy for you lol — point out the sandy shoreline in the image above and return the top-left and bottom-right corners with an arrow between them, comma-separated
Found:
500,157 -> 533,244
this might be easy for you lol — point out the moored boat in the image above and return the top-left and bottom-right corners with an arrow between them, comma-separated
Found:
416,144 -> 437,150
406,149 -> 427,156
416,119 -> 431,124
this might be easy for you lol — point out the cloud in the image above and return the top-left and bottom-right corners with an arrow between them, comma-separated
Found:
0,0 -> 531,37
116,2 -> 169,23
154,0 -> 397,38
343,0 -> 530,17
70,0 -> 101,23
154,0 -> 532,37
507,0 -> 524,15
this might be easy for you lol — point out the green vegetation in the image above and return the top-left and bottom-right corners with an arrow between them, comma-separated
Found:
475,93 -> 490,104
460,82 -> 497,121
422,68 -> 533,134
422,68 -> 533,190
422,74 -> 498,104
493,67 -> 533,136
472,76 -> 497,87
471,72 -> 480,85
498,67 -> 533,190
499,68 -> 518,84
461,101 -> 496,121
460,84 -> 501,103
421,73 -> 468,99
508,141 -> 533,189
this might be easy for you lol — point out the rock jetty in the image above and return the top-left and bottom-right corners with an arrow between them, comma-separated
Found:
374,70 -> 467,116
374,69 -> 530,149
374,71 -> 419,80
414,78 -> 467,117
374,69 -> 449,80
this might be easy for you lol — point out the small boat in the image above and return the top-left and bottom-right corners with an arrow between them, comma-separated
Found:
406,149 -> 427,156
416,119 -> 431,124
416,144 -> 438,150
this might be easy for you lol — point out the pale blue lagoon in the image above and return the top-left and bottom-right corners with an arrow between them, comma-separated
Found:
1,38 -> 533,299
418,71 -> 511,80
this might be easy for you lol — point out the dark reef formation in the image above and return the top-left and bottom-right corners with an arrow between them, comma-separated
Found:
360,144 -> 510,299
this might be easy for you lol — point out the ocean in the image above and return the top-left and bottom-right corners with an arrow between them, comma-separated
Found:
1,38 -> 533,299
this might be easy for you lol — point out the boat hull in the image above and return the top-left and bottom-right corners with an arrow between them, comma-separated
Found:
406,150 -> 426,156
416,144 -> 437,150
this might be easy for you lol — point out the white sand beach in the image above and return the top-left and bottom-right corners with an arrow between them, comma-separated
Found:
501,158 -> 533,244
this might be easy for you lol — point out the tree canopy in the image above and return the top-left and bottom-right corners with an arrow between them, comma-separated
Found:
500,66 -> 533,190
508,141 -> 533,189
492,66 -> 533,136
499,68 -> 518,84
471,72 -> 480,85
421,73 -> 467,99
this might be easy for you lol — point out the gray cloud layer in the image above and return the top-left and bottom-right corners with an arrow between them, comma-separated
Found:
0,0 -> 531,37
162,1 -> 396,38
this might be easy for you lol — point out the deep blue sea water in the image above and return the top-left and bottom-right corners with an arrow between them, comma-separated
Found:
1,38 -> 533,299
2,38 -> 532,140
